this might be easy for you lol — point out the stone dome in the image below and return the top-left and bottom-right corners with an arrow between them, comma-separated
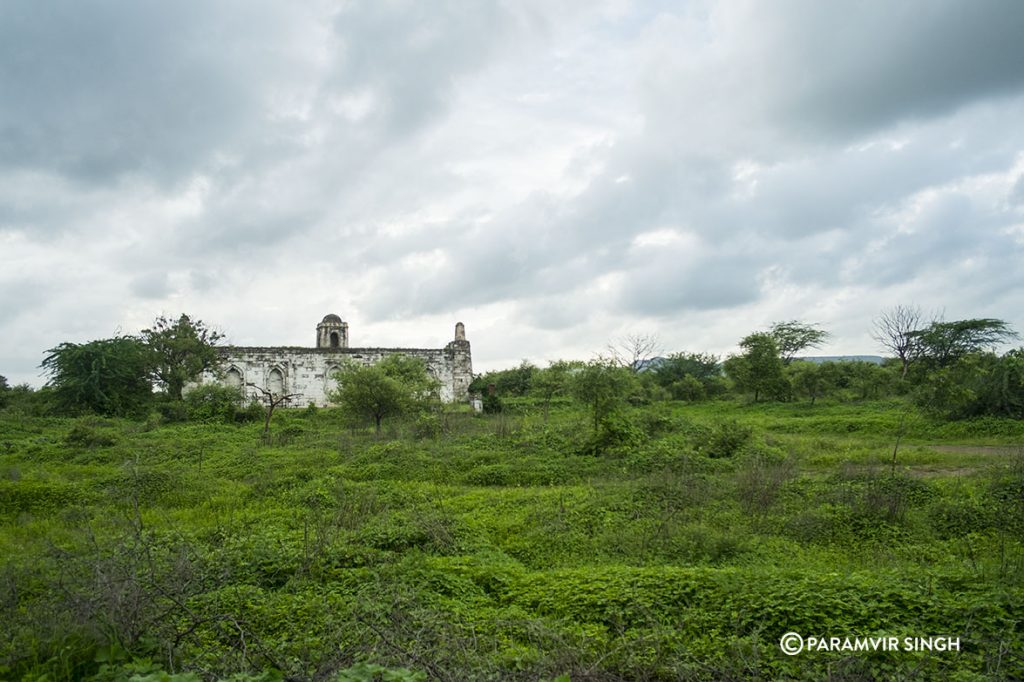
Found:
321,314 -> 343,324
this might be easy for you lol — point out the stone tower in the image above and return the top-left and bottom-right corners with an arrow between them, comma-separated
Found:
316,314 -> 349,349
445,321 -> 473,401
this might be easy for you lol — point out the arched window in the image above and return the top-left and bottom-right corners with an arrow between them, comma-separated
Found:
326,364 -> 342,394
225,367 -> 243,392
268,367 -> 285,396
330,331 -> 340,348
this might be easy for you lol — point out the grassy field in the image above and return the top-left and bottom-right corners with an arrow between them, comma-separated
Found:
1,398 -> 1022,680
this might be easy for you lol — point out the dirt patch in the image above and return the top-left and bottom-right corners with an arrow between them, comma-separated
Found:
925,445 -> 1022,456
907,466 -> 979,479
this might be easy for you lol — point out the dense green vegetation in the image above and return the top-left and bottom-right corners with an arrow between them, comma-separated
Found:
2,396 -> 1022,680
3,309 -> 1023,679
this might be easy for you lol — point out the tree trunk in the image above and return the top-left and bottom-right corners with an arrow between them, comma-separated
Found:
263,405 -> 274,436
169,379 -> 184,402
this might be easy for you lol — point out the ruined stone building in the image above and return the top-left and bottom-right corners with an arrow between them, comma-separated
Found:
200,315 -> 473,406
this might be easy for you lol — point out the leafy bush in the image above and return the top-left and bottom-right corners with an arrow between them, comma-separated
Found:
66,421 -> 119,448
41,336 -> 154,417
580,412 -> 645,455
697,420 -> 753,458
928,498 -> 996,538
184,384 -> 245,422
154,400 -> 189,424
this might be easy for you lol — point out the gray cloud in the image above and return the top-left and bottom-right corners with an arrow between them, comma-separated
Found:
0,1 -> 302,185
3,0 -> 1024,385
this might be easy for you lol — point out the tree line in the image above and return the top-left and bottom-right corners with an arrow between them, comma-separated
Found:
2,307 -> 1022,432
470,310 -> 1024,421
0,313 -> 443,437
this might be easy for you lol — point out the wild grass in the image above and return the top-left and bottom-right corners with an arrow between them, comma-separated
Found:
0,398 -> 1022,680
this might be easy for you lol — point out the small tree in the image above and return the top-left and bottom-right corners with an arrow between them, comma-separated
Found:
329,354 -> 439,435
978,349 -> 1024,418
768,321 -> 830,365
41,336 -> 154,416
141,314 -> 225,401
530,360 -> 581,421
788,362 -> 829,405
0,375 -> 8,409
570,360 -> 638,436
246,382 -> 300,436
470,360 -> 537,397
651,352 -> 722,399
724,333 -> 787,402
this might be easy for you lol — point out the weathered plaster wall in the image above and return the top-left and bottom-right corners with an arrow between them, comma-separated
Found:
199,338 -> 472,407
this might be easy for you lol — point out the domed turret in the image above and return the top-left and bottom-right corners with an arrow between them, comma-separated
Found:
316,314 -> 348,349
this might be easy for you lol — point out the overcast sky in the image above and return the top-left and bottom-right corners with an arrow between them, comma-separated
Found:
3,0 -> 1024,385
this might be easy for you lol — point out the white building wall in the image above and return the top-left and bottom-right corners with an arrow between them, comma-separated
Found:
198,343 -> 471,407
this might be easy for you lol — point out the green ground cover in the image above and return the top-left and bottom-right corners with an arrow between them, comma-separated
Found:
1,399 -> 1022,680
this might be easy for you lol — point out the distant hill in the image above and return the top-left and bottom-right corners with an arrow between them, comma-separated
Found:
795,355 -> 885,365
638,354 -> 886,372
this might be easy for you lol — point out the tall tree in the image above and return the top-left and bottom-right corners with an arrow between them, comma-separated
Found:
872,304 -> 926,378
141,314 -> 225,401
768,321 -> 830,364
41,336 -> 153,416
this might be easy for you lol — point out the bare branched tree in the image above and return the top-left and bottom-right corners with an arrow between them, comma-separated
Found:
246,382 -> 301,436
607,333 -> 663,373
871,304 -> 925,378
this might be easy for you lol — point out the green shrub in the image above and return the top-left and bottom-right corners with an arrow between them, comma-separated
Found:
928,498 -> 996,538
154,400 -> 189,423
184,384 -> 244,422
65,421 -> 119,448
235,399 -> 265,423
580,412 -> 645,455
0,479 -> 87,514
698,420 -> 753,458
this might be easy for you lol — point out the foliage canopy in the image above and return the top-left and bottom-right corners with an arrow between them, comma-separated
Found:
141,314 -> 224,400
329,354 -> 439,433
768,320 -> 831,364
724,333 -> 787,402
40,336 -> 153,416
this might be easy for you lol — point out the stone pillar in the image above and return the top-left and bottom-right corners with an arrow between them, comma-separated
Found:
445,323 -> 473,401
